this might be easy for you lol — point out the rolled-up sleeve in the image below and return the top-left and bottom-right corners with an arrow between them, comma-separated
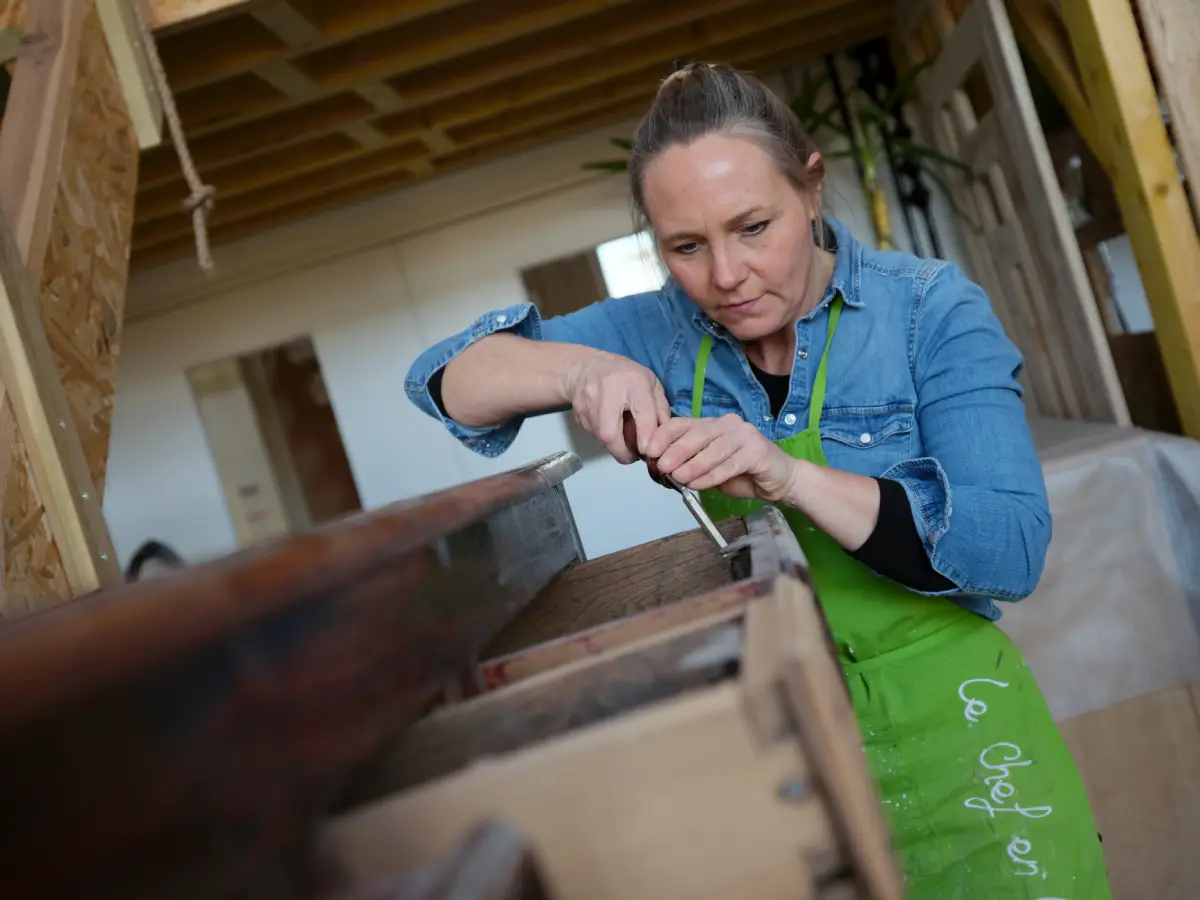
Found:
404,292 -> 665,457
885,262 -> 1052,601
404,301 -> 545,456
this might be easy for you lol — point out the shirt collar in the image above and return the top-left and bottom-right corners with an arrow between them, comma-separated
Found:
681,215 -> 864,338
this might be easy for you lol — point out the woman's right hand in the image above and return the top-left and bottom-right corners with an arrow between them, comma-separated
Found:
562,350 -> 672,464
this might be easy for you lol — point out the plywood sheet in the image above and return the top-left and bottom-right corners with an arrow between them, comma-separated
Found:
2,4 -> 136,613
1059,683 -> 1200,900
0,0 -> 26,31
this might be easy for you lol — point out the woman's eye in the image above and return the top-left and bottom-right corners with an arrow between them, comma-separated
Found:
673,242 -> 700,255
744,220 -> 769,236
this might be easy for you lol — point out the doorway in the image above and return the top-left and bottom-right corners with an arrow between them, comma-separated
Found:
187,336 -> 362,548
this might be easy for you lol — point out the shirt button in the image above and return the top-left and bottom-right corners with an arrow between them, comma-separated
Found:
495,314 -> 508,324
859,432 -> 872,444
798,349 -> 808,359
763,414 -> 773,422
783,413 -> 797,426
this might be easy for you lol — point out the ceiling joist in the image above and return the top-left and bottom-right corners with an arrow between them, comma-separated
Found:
130,0 -> 892,268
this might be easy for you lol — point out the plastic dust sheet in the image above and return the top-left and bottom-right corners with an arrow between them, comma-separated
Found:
997,417 -> 1200,722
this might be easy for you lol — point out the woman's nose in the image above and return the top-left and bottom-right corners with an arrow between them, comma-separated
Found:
711,245 -> 747,292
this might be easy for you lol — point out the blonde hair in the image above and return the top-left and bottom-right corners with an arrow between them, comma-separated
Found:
629,62 -> 825,222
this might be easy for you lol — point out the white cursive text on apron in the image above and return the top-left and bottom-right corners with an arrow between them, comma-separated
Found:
958,677 -> 1009,725
963,742 -> 1054,819
1007,836 -> 1041,876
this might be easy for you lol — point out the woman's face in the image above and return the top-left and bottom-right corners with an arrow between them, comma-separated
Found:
642,133 -> 822,342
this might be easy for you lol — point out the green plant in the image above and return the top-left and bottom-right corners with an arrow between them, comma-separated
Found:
788,61 -> 974,249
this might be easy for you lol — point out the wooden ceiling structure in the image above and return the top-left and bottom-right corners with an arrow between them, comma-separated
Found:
131,0 -> 894,269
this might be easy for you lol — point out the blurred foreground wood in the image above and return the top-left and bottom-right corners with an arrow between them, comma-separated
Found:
0,451 -> 903,900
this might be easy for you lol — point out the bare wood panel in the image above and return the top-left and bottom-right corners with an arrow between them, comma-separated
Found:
41,6 -> 138,503
1058,683 -> 1200,900
474,574 -> 775,692
344,614 -> 747,804
486,520 -> 745,656
326,681 -> 834,900
776,576 -> 901,900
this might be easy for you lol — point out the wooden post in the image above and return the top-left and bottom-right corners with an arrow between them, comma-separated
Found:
96,0 -> 164,149
1060,0 -> 1200,438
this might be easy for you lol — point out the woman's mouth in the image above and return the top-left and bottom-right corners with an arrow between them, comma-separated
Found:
725,296 -> 761,314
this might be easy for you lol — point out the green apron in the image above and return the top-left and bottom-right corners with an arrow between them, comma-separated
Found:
693,297 -> 1111,898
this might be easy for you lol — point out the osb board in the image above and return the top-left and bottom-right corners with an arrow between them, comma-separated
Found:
1059,682 -> 1200,900
2,4 -> 136,614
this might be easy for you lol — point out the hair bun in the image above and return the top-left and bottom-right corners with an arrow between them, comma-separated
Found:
658,61 -> 716,93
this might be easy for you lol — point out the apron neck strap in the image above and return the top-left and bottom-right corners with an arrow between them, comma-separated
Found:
691,334 -> 714,419
690,294 -> 844,425
808,295 -> 843,431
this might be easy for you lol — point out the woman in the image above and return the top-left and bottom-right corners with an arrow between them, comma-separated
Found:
406,63 -> 1110,897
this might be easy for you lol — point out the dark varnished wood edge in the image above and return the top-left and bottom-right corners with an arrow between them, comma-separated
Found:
0,453 -> 583,900
0,452 -> 581,727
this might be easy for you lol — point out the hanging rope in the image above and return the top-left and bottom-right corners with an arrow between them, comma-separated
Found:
130,0 -> 216,274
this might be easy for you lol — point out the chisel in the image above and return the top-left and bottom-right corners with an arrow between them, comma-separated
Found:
621,412 -> 735,553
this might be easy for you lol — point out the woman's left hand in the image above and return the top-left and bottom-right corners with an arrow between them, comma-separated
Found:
644,414 -> 800,503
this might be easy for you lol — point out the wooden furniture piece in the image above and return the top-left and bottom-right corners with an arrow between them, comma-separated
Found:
0,451 -> 902,900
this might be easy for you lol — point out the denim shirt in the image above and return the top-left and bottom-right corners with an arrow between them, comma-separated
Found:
405,218 -> 1051,620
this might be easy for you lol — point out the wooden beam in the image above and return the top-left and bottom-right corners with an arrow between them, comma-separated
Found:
163,0 -> 761,144
137,0 -> 862,191
130,16 -> 887,250
148,0 -> 257,30
129,28 -> 880,266
96,0 -> 164,149
1134,0 -> 1200,230
0,0 -> 121,599
291,0 -> 636,92
1007,0 -> 1112,177
1061,0 -> 1200,438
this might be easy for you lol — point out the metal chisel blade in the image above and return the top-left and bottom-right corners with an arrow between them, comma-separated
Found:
666,475 -> 730,551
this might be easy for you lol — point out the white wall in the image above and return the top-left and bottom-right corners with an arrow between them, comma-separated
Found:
107,101 -> 956,571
